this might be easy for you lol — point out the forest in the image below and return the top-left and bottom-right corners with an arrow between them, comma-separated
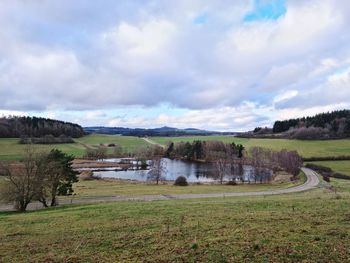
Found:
272,109 -> 350,137
0,116 -> 84,138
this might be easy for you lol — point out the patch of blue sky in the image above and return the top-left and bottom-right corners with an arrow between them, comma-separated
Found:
333,65 -> 350,75
193,13 -> 208,25
244,0 -> 286,22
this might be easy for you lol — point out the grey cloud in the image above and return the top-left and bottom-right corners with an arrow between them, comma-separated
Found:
0,0 -> 349,123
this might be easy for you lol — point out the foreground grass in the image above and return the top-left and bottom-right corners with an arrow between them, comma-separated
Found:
73,178 -> 303,197
308,160 -> 350,177
0,135 -> 148,160
153,136 -> 350,158
1,188 -> 350,262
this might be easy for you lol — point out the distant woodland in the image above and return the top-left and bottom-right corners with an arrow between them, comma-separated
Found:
0,116 -> 84,138
251,110 -> 350,139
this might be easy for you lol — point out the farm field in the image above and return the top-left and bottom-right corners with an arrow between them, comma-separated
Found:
1,134 -> 350,160
77,134 -> 148,151
0,135 -> 148,160
308,161 -> 350,177
1,187 -> 349,262
152,136 -> 350,158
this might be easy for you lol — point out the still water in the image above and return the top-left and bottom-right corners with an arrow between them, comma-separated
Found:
94,158 -> 272,183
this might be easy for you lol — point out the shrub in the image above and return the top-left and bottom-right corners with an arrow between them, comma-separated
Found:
83,147 -> 107,160
332,173 -> 350,180
305,163 -> 332,173
174,176 -> 188,186
226,180 -> 237,185
323,175 -> 331,182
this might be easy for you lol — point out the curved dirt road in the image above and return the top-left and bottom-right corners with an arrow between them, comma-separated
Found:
0,168 -> 319,212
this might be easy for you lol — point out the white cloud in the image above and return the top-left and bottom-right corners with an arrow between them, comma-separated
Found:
273,90 -> 298,104
0,0 -> 349,130
103,20 -> 177,58
106,103 -> 270,131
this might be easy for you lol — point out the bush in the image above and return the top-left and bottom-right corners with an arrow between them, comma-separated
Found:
83,147 -> 107,160
174,176 -> 188,186
332,173 -> 350,180
226,180 -> 237,185
303,156 -> 350,162
323,175 -> 331,182
305,163 -> 332,173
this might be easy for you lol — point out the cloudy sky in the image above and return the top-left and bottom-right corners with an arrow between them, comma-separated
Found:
0,0 -> 349,131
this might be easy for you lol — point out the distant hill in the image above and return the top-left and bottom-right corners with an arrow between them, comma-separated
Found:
84,126 -> 236,137
0,116 -> 85,138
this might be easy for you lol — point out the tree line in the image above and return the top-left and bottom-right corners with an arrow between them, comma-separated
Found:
164,140 -> 245,161
0,116 -> 85,138
272,109 -> 350,138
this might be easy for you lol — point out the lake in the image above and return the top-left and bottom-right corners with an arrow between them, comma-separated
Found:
93,158 -> 272,183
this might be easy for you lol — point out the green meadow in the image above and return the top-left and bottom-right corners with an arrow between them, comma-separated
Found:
1,186 -> 350,262
0,134 -> 349,160
0,135 -> 148,160
153,136 -> 350,159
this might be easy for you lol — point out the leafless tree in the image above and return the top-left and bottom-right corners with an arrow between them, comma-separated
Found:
206,150 -> 228,184
147,157 -> 166,184
249,147 -> 303,179
0,145 -> 41,211
113,144 -> 123,157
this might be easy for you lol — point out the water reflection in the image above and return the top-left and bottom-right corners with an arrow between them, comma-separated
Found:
93,158 -> 272,183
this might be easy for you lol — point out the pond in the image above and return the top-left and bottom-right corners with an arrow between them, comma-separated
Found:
93,158 -> 272,183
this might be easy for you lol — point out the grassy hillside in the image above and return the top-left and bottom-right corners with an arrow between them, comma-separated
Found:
1,188 -> 349,262
0,135 -> 148,160
0,138 -> 87,160
152,136 -> 350,158
77,134 -> 149,152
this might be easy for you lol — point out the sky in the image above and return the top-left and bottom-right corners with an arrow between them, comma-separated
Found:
0,0 -> 350,131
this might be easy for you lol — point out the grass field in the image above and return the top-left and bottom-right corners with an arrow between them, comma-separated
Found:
0,135 -> 148,160
73,177 -> 304,197
308,161 -> 350,177
152,136 -> 350,158
77,134 -> 148,152
1,187 -> 350,262
1,134 -> 349,160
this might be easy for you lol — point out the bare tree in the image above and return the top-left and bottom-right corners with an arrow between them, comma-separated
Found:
113,144 -> 123,157
0,145 -> 41,211
248,147 -> 303,179
147,157 -> 166,184
206,150 -> 227,184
